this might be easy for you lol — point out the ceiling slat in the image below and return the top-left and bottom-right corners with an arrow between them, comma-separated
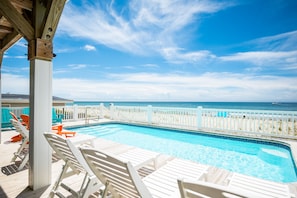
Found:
11,0 -> 32,11
0,29 -> 22,51
0,0 -> 34,41
0,25 -> 13,33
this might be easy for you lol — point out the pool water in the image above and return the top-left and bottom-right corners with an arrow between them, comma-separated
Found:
69,123 -> 297,183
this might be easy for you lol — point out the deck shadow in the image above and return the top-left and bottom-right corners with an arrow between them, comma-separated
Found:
1,163 -> 25,175
0,185 -> 9,198
16,185 -> 50,198
1,154 -> 61,176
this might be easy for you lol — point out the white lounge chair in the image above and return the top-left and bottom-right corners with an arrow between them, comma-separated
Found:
44,132 -> 160,198
178,173 -> 295,198
44,132 -> 102,198
178,178 -> 251,198
228,173 -> 295,198
10,119 -> 29,171
80,147 -> 209,198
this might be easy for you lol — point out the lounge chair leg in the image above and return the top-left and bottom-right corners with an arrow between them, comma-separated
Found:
11,144 -> 27,162
48,191 -> 55,198
102,181 -> 110,198
11,153 -> 17,162
79,172 -> 89,194
81,175 -> 102,198
51,161 -> 71,196
17,154 -> 29,171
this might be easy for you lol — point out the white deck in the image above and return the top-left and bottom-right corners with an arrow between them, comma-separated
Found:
1,120 -> 296,197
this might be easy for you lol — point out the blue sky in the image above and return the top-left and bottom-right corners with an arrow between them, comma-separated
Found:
2,0 -> 297,102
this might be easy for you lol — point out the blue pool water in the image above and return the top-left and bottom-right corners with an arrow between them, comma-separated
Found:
69,123 -> 297,183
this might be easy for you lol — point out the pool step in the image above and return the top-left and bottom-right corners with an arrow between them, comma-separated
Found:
78,126 -> 121,137
98,127 -> 121,136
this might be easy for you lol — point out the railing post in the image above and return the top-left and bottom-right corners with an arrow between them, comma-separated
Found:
73,105 -> 78,121
99,103 -> 104,119
147,105 -> 152,124
110,103 -> 114,120
197,106 -> 203,130
85,107 -> 88,124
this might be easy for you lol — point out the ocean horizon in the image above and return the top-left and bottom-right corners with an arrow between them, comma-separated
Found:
69,101 -> 297,111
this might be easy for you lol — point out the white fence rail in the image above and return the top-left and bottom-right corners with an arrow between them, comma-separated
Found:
110,105 -> 297,138
2,104 -> 297,138
5,104 -> 110,124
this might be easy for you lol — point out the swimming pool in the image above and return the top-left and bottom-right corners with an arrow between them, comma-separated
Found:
69,123 -> 297,183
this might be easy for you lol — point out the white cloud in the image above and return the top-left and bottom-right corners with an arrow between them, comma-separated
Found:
14,39 -> 27,48
3,55 -> 27,59
3,72 -> 296,102
58,0 -> 229,62
68,64 -> 87,69
220,50 -> 297,68
218,31 -> 297,70
1,74 -> 29,94
51,72 -> 296,102
248,30 -> 297,51
83,44 -> 96,51
160,47 -> 215,64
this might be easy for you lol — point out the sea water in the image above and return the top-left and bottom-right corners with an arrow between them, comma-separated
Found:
70,101 -> 297,111
70,123 -> 297,183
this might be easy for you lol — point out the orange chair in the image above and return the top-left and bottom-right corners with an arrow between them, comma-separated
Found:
10,114 -> 30,142
11,134 -> 22,142
13,113 -> 75,139
20,114 -> 30,129
52,124 -> 76,138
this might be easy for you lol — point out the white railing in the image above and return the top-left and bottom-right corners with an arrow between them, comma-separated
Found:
2,104 -> 297,139
6,103 -> 110,123
109,105 -> 297,139
54,103 -> 110,122
200,109 -> 297,137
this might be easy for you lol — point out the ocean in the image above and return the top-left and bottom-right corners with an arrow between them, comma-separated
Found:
70,101 -> 297,111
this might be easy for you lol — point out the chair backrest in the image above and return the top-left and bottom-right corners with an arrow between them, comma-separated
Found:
80,147 -> 152,198
10,119 -> 29,139
52,108 -> 62,124
10,112 -> 19,121
20,114 -> 30,129
2,108 -> 13,128
178,179 -> 249,198
43,132 -> 93,175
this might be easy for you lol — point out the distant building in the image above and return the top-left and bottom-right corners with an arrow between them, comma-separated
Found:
1,94 -> 73,107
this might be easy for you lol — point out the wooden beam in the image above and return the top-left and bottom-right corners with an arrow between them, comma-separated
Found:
0,25 -> 13,33
0,29 -> 22,51
33,0 -> 47,38
11,0 -> 33,11
0,0 -> 34,41
42,0 -> 67,40
0,50 -> 3,63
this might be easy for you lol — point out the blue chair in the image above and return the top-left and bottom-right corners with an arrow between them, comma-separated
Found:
22,107 -> 30,115
1,108 -> 13,129
52,108 -> 63,124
